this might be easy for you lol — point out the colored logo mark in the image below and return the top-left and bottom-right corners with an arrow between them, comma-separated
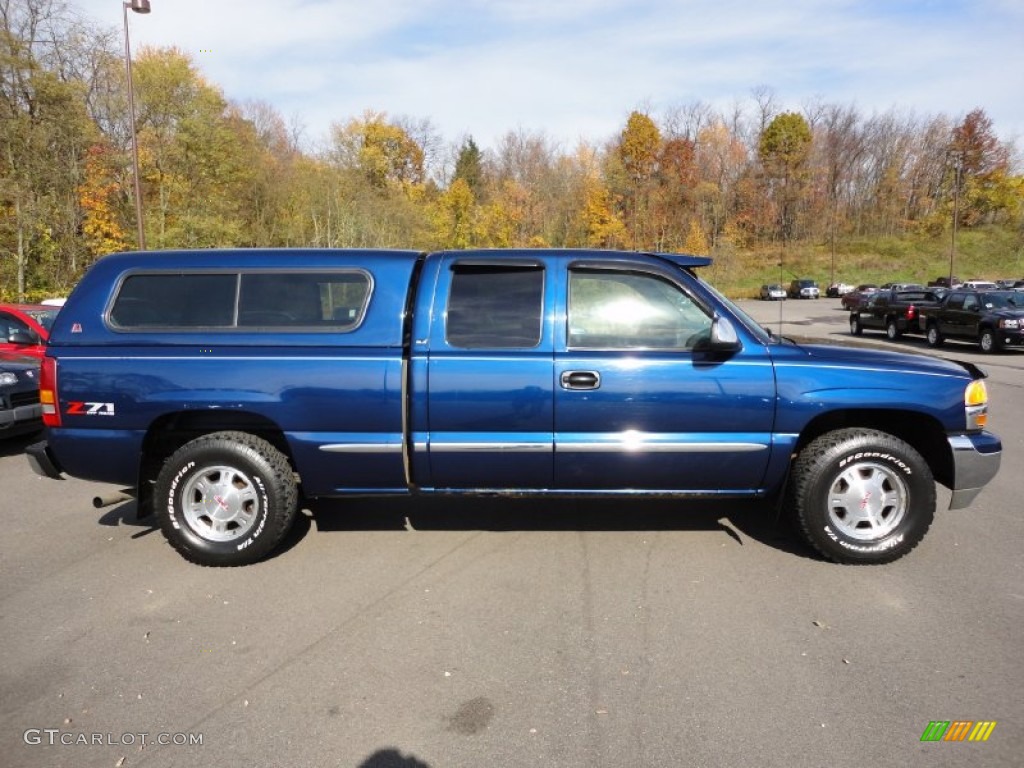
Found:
920,721 -> 997,742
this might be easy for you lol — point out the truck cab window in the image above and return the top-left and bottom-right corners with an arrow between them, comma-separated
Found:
568,269 -> 711,350
446,265 -> 544,348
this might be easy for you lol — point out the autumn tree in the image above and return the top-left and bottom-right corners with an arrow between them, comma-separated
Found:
758,111 -> 812,243
694,121 -> 748,247
329,111 -> 425,191
1,0 -> 97,298
431,177 -> 475,249
129,47 -> 263,247
949,108 -> 1016,227
77,142 -> 128,257
616,111 -> 662,248
453,136 -> 484,199
652,135 -> 697,249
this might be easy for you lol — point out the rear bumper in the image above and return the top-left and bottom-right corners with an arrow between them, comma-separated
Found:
947,432 -> 1001,510
26,440 -> 64,480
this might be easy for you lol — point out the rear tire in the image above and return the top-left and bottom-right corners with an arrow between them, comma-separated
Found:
786,429 -> 935,564
154,431 -> 298,566
849,316 -> 863,336
885,319 -> 901,340
926,324 -> 943,347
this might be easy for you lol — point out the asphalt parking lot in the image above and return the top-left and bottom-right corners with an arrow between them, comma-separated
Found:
1,298 -> 1021,768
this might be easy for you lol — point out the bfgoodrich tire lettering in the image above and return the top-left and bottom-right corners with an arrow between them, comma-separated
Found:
155,431 -> 298,566
787,429 -> 935,564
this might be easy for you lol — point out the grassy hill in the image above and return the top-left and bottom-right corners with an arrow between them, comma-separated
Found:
705,226 -> 1024,299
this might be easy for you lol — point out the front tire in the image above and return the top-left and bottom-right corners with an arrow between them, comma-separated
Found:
786,429 -> 935,564
979,328 -> 1000,353
849,315 -> 863,336
155,431 -> 298,566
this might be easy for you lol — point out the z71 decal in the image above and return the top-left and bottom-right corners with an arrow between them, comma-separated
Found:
66,402 -> 116,416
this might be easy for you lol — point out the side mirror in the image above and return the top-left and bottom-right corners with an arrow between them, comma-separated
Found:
708,315 -> 741,353
7,330 -> 34,345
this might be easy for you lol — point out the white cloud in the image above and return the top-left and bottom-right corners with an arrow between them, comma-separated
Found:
72,0 -> 1024,150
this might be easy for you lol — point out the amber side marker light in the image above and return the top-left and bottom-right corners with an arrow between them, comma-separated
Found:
964,380 -> 988,430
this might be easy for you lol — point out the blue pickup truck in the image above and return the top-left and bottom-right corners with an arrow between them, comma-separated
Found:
28,248 -> 1001,566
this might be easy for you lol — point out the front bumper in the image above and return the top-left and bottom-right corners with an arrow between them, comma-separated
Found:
995,328 -> 1024,347
947,432 -> 1001,509
0,403 -> 42,435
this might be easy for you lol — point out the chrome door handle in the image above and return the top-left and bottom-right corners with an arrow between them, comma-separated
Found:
560,370 -> 601,390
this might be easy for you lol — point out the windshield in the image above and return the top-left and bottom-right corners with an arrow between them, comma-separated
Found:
979,291 -> 1023,309
22,308 -> 60,331
694,274 -> 773,344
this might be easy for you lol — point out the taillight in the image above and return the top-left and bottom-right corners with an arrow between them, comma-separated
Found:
40,356 -> 61,427
906,304 -> 916,321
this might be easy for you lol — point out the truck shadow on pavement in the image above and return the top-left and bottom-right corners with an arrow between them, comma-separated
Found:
303,495 -> 819,562
89,495 -> 820,563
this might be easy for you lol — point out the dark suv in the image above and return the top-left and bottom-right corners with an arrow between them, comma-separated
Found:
788,279 -> 820,299
921,290 -> 1024,353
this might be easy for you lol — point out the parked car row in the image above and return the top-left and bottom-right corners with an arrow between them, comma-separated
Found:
849,287 -> 1024,353
755,275 -> 1022,305
928,275 -> 1024,290
757,279 -> 821,300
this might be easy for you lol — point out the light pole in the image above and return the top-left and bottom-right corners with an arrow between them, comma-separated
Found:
123,0 -> 151,250
947,149 -> 963,288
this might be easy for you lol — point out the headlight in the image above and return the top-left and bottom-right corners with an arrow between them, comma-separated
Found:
964,379 -> 988,430
0,372 -> 18,387
998,318 -> 1020,329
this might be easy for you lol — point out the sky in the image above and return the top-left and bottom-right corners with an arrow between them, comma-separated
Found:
73,0 -> 1024,153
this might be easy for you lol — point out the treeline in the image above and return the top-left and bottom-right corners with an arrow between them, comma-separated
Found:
3,0 -> 1022,300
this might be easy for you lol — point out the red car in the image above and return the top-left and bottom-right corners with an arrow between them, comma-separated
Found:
840,285 -> 878,311
0,303 -> 61,360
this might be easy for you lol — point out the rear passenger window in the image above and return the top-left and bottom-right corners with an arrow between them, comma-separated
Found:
109,271 -> 371,330
238,273 -> 370,329
110,274 -> 236,327
446,264 -> 543,348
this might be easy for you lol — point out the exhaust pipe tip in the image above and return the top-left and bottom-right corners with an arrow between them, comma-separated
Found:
92,490 -> 135,509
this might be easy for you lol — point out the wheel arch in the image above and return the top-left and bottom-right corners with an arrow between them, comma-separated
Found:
792,409 -> 953,489
136,410 -> 295,517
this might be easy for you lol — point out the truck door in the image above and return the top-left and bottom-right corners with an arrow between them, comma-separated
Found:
419,256 -> 554,489
554,261 -> 775,492
941,292 -> 971,337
